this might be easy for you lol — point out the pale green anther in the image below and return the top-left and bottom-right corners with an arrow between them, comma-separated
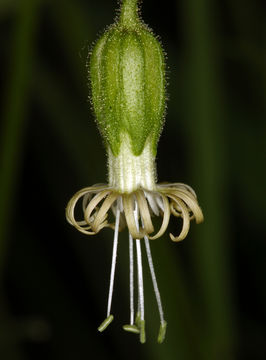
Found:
89,0 -> 166,156
157,321 -> 167,344
139,319 -> 146,344
123,324 -> 140,334
97,314 -> 114,332
134,312 -> 146,343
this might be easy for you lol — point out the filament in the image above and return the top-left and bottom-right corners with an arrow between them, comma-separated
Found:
136,239 -> 144,321
129,233 -> 134,325
133,203 -> 144,320
133,202 -> 146,342
107,206 -> 120,317
144,236 -> 165,324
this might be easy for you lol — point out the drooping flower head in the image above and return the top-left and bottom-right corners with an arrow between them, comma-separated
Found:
66,0 -> 203,344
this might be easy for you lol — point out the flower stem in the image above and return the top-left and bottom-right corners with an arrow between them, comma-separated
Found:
119,0 -> 140,28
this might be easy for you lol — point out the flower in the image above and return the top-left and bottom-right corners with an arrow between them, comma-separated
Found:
66,140 -> 203,343
66,0 -> 203,344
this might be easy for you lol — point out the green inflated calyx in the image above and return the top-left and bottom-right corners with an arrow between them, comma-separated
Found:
90,0 -> 166,156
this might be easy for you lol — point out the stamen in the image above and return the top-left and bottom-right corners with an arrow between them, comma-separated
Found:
122,324 -> 140,333
144,236 -> 165,323
98,314 -> 114,332
98,204 -> 120,333
122,234 -> 140,335
144,236 -> 167,343
107,205 -> 120,317
136,239 -> 145,343
134,203 -> 146,343
158,321 -> 167,344
129,233 -> 134,325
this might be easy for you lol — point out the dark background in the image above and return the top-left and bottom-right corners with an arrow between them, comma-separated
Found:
0,0 -> 265,359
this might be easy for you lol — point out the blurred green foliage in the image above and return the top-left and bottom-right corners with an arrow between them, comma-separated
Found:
0,0 -> 265,359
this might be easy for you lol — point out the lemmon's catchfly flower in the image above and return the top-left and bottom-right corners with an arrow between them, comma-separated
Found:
66,0 -> 203,343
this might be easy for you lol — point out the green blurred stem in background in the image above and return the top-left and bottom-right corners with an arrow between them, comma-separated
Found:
183,0 -> 235,358
0,0 -> 39,276
0,0 -> 39,357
